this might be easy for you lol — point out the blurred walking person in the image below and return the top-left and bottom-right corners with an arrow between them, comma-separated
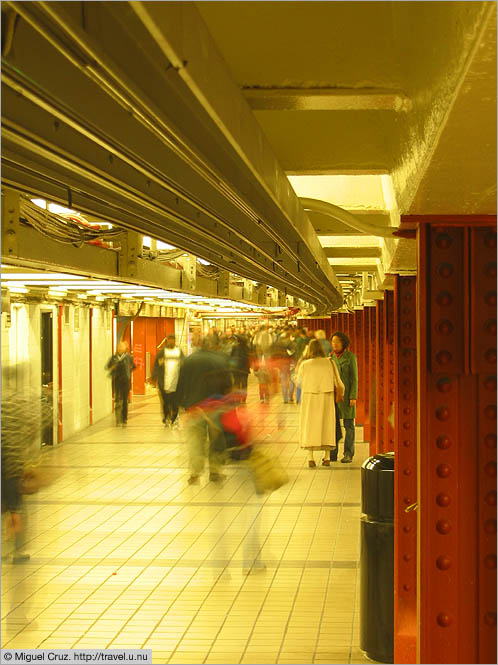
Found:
176,335 -> 232,484
2,386 -> 54,563
230,334 -> 251,402
151,335 -> 184,427
296,340 -> 344,468
315,329 -> 332,356
253,325 -> 273,360
272,330 -> 296,403
106,341 -> 136,426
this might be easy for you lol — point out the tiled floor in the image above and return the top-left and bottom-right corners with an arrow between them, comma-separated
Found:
2,377 -> 373,664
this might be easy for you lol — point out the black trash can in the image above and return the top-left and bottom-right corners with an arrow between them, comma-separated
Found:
360,452 -> 394,664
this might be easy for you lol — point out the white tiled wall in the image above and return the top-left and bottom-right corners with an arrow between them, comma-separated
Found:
91,306 -> 113,423
2,301 -> 114,443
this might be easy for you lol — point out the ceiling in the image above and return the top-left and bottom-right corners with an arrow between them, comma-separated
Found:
1,1 -> 496,312
196,1 -> 496,211
196,0 -> 496,299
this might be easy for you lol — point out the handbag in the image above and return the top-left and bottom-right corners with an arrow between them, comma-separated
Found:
329,358 -> 345,403
246,446 -> 289,494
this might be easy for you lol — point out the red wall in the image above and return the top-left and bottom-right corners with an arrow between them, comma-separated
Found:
132,318 -> 175,394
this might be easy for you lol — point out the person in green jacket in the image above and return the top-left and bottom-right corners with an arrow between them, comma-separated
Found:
331,331 -> 358,463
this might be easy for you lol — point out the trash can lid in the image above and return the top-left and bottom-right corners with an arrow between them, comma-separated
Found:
362,452 -> 395,473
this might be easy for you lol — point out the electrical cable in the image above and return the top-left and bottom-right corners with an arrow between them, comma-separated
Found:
20,198 -> 123,247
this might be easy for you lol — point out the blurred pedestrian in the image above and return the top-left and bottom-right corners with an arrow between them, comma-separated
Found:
272,330 -> 296,403
106,341 -> 136,426
331,331 -> 359,463
254,359 -> 271,404
1,388 -> 53,563
151,335 -> 184,427
230,334 -> 251,401
315,329 -> 332,356
253,325 -> 273,360
176,335 -> 232,484
296,339 -> 344,468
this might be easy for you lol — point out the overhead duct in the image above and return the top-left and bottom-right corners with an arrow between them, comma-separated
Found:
300,198 -> 397,238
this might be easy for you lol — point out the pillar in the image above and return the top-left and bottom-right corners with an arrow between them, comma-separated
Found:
384,290 -> 396,452
369,305 -> 377,453
394,275 -> 418,663
417,222 -> 496,664
374,299 -> 385,454
362,307 -> 372,443
354,309 -> 365,425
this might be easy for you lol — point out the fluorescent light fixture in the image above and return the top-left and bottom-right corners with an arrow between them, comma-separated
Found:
8,286 -> 28,293
157,241 -> 176,250
95,296 -> 105,301
48,289 -> 67,297
31,198 -> 47,208
198,258 -> 210,266
1,273 -> 88,281
48,203 -> 76,215
77,293 -> 88,299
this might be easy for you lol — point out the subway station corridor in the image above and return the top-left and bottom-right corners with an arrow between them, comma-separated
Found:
1,378 -> 370,664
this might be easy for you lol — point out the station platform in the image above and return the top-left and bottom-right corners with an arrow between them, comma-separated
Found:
2,378 -> 371,664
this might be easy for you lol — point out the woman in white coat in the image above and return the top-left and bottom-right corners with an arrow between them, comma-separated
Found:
296,339 -> 345,468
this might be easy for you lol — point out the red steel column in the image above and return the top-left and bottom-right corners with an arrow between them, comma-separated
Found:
354,310 -> 365,425
374,299 -> 385,454
347,313 -> 353,339
470,228 -> 497,664
394,275 -> 418,664
362,307 -> 372,442
417,223 -> 497,664
385,290 -> 396,451
369,305 -> 377,453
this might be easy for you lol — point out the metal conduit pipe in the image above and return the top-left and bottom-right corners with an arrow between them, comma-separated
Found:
299,197 -> 397,238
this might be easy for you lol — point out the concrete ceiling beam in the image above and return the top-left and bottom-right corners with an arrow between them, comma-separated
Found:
324,247 -> 382,259
243,87 -> 412,112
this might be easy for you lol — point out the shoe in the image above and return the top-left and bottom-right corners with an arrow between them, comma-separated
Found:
308,460 -> 316,468
322,459 -> 331,467
187,475 -> 200,485
209,472 -> 226,483
341,455 -> 353,464
12,552 -> 30,564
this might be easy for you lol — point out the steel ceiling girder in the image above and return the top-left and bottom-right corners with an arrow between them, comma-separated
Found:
2,0 -> 342,309
1,133 -> 303,298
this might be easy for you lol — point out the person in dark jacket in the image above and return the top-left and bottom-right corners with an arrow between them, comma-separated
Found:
230,335 -> 250,401
176,335 -> 232,484
106,341 -> 136,426
151,335 -> 184,427
331,331 -> 359,463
